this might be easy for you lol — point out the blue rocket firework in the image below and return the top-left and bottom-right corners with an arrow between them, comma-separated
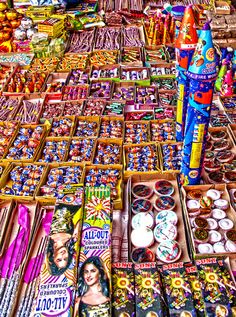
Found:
180,21 -> 217,185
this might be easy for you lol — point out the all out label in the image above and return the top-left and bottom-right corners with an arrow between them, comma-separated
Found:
35,283 -> 71,316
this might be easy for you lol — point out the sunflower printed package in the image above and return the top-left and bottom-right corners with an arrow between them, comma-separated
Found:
185,265 -> 206,317
196,258 -> 233,317
112,262 -> 135,317
162,262 -> 197,317
134,262 -> 167,317
73,187 -> 112,317
32,184 -> 84,316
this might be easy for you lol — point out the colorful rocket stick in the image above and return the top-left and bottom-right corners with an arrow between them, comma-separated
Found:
175,6 -> 198,142
180,21 -> 217,185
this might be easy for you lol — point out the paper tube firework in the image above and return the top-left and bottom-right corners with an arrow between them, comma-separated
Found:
175,6 -> 198,142
180,21 -> 217,185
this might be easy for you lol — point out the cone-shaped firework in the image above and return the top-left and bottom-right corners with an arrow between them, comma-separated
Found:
175,6 -> 198,142
180,21 -> 217,185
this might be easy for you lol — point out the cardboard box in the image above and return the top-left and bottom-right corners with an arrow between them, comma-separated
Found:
93,138 -> 123,165
73,116 -> 100,138
43,72 -> 69,96
0,121 -> 20,160
127,173 -> 190,264
120,66 -> 150,86
35,162 -> 85,203
202,126 -> 236,183
99,116 -> 124,139
124,120 -> 150,144
47,116 -> 76,138
150,119 -> 176,142
150,62 -> 176,79
182,183 -> 236,259
215,1 -> 231,14
38,18 -> 64,38
0,162 -> 47,200
3,123 -> 48,162
123,142 -> 160,180
37,137 -> 70,163
67,137 -> 97,164
158,141 -> 183,173
112,81 -> 136,102
120,47 -> 143,67
14,94 -> 45,125
90,64 -> 120,82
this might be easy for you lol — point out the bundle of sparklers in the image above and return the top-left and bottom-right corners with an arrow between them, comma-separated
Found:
0,202 -> 53,316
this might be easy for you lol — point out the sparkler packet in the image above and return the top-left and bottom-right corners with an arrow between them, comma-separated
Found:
185,264 -> 206,317
196,258 -> 233,317
33,184 -> 84,316
162,262 -> 197,317
112,262 -> 135,317
134,262 -> 167,317
74,187 -> 112,316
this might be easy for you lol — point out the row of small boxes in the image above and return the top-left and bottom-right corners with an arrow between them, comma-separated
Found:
0,162 -> 123,209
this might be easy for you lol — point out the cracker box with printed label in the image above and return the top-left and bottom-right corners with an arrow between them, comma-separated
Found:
74,187 -> 112,317
32,184 -> 84,317
196,257 -> 233,317
162,262 -> 197,317
134,262 -> 167,317
112,262 -> 135,317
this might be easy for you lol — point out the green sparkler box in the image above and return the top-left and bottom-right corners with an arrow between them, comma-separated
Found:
134,262 -> 167,317
83,164 -> 123,209
32,184 -> 84,317
74,187 -> 112,316
112,262 -> 135,317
